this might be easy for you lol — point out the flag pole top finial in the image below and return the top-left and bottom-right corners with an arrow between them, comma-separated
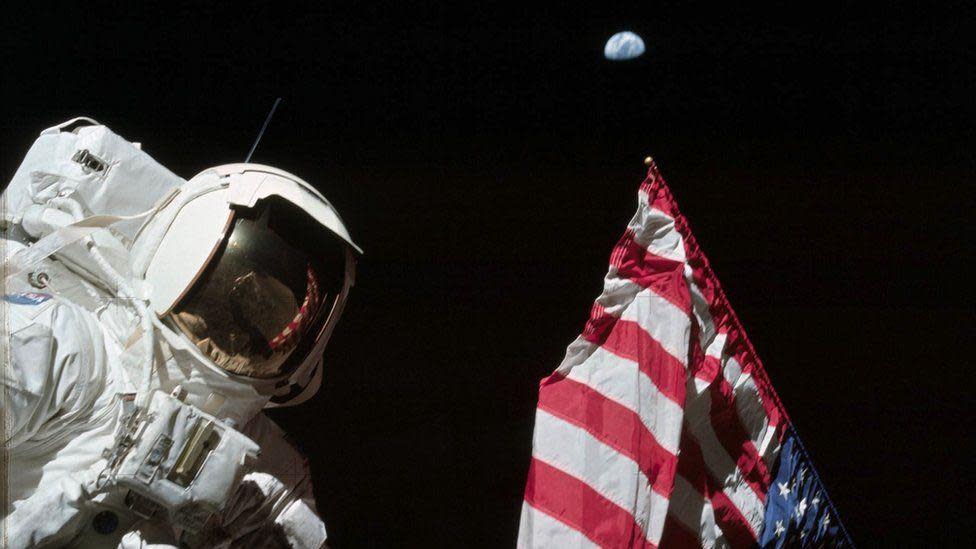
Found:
643,156 -> 654,166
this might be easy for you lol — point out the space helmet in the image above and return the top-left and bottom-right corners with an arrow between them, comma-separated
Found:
135,163 -> 361,406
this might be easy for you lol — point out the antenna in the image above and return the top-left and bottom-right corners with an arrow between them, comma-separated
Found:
245,97 -> 282,163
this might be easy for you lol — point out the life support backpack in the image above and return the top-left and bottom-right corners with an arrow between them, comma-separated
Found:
2,116 -> 184,248
2,117 -> 343,408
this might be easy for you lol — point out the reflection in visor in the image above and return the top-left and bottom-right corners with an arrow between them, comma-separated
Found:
170,197 -> 346,378
172,267 -> 325,377
263,265 -> 320,351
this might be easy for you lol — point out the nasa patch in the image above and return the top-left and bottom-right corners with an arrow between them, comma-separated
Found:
3,292 -> 53,306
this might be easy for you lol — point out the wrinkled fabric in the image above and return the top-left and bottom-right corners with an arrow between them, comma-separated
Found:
2,292 -> 116,511
2,118 -> 329,547
1,250 -> 327,548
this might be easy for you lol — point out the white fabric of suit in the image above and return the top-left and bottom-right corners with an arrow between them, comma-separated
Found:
1,122 -> 329,547
1,236 -> 328,548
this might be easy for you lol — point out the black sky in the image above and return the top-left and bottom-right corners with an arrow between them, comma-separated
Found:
2,2 -> 973,546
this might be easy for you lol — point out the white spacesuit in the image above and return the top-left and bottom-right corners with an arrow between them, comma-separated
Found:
1,118 -> 360,547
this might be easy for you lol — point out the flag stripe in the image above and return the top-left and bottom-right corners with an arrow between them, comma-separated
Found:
664,474 -> 723,548
592,279 -> 691,365
538,374 -> 678,496
707,373 -> 772,499
677,432 -> 759,546
708,489 -> 759,548
530,409 -> 668,545
617,289 -> 691,366
685,363 -> 766,537
518,503 -> 600,549
524,457 -> 657,549
652,174 -> 789,431
519,163 -> 850,547
627,188 -> 770,543
724,356 -> 784,467
627,194 -> 688,263
687,326 -> 772,503
593,318 -> 686,404
728,369 -> 782,465
561,343 -> 684,454
691,351 -> 722,385
610,230 -> 691,315
680,239 -> 782,522
581,284 -> 690,401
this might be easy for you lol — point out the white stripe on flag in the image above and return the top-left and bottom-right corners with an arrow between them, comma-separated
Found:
562,345 -> 684,455
592,276 -> 658,327
685,263 -> 719,347
618,287 -> 691,366
517,502 -> 600,549
724,357 -> 782,466
692,332 -> 728,395
624,197 -> 778,540
532,409 -> 670,546
668,475 -> 724,549
629,193 -> 687,262
684,389 -> 766,537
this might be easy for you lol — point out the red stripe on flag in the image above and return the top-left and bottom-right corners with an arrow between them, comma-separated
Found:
692,351 -> 721,384
584,316 -> 686,405
690,325 -> 773,502
538,375 -> 678,497
643,160 -> 790,432
709,376 -> 772,502
582,302 -> 618,343
677,434 -> 758,546
610,229 -> 690,314
639,180 -> 676,213
524,458 -> 657,549
709,490 -> 758,548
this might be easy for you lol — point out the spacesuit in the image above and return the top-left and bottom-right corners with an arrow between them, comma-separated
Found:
1,118 -> 360,547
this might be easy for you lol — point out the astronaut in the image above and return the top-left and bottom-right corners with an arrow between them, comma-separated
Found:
1,118 -> 360,547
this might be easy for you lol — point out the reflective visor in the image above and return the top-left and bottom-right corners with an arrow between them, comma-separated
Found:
170,197 -> 348,378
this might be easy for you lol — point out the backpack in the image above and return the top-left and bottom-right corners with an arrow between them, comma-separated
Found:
2,116 -> 184,248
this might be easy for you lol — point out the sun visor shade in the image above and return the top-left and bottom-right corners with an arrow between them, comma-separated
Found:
218,165 -> 363,254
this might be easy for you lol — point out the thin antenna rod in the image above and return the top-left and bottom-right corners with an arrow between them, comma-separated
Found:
245,97 -> 282,163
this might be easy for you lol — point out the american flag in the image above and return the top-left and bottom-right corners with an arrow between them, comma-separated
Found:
517,162 -> 853,548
